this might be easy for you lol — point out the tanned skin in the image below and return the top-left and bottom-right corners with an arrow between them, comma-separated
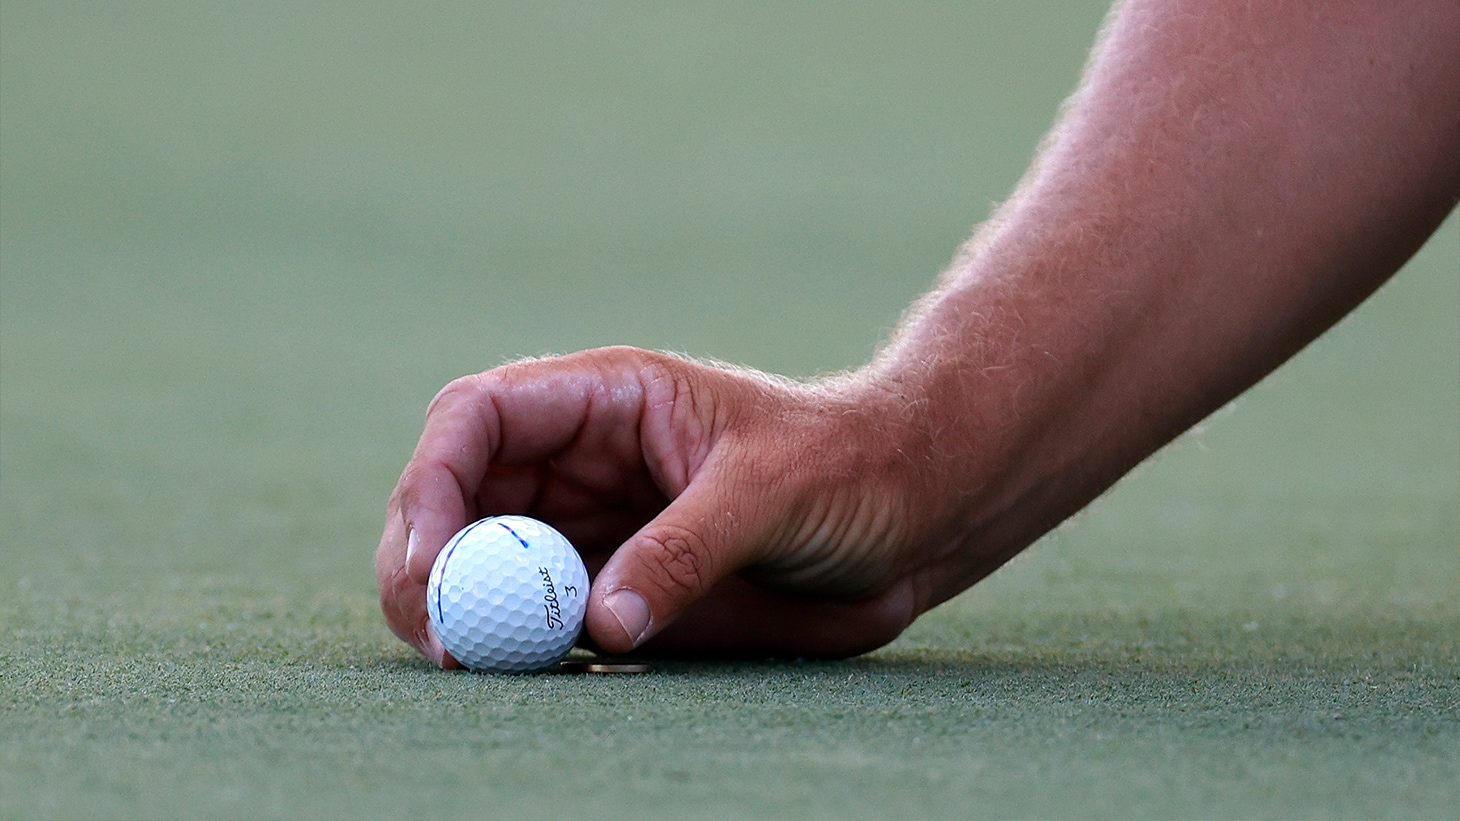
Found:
377,0 -> 1460,666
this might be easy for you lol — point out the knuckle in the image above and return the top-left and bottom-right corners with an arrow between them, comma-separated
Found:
638,523 -> 714,600
585,344 -> 655,365
561,345 -> 656,381
390,464 -> 431,514
425,373 -> 485,419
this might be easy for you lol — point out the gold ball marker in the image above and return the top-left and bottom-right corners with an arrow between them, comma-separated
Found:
554,659 -> 653,674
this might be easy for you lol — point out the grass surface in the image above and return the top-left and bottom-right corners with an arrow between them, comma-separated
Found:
5,609 -> 1455,819
2,3 -> 1457,819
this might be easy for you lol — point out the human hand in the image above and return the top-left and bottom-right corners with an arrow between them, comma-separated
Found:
375,346 -> 984,667
381,0 -> 1460,669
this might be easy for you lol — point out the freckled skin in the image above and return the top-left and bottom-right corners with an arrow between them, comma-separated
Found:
377,0 -> 1460,665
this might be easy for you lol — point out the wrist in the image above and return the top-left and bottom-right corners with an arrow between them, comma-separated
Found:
848,274 -> 1145,598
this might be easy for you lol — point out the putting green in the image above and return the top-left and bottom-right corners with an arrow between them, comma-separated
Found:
2,3 -> 1455,819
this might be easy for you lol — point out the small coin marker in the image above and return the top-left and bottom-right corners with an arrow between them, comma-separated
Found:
555,659 -> 653,674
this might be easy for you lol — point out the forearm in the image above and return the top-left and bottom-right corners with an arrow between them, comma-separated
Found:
867,0 -> 1460,605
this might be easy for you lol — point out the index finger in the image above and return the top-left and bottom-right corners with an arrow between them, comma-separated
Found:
392,356 -> 646,583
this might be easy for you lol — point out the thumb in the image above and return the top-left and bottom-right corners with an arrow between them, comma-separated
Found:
585,476 -> 771,654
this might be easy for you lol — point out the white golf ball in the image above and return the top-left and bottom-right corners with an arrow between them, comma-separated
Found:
426,515 -> 590,673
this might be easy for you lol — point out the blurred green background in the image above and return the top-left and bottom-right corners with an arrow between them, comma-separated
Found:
2,3 -> 1456,819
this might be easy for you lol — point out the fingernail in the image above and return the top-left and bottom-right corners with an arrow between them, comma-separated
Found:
603,588 -> 651,647
406,526 -> 420,566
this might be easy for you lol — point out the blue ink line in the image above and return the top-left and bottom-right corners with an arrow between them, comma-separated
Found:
497,521 -> 533,550
431,519 -> 489,618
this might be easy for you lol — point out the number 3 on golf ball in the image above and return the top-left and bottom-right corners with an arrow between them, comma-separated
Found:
426,515 -> 590,673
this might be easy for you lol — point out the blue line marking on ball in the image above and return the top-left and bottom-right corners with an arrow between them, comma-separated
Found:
432,518 -> 491,618
497,521 -> 533,550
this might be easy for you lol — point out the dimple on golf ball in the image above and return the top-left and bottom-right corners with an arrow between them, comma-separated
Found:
426,515 -> 590,673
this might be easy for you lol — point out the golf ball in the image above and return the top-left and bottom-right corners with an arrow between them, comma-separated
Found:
426,515 -> 590,673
